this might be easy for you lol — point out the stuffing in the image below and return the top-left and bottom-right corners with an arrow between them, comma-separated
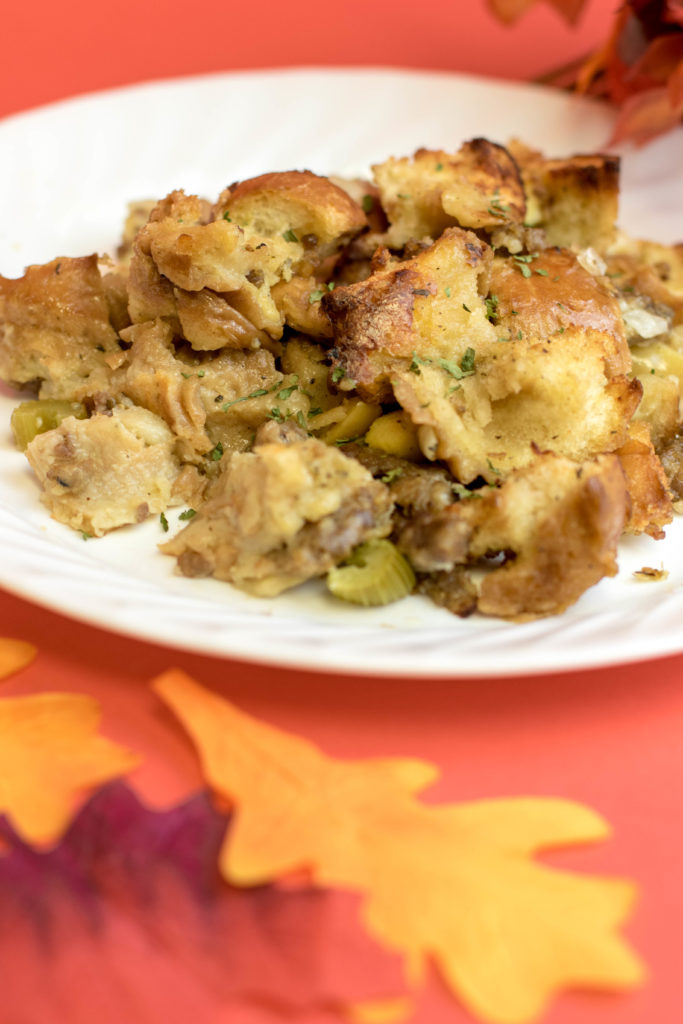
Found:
323,226 -> 496,404
508,140 -> 620,252
325,236 -> 640,483
396,452 -> 628,619
119,319 -> 289,456
0,256 -> 123,400
214,170 -> 368,269
3,136 -> 679,622
616,422 -> 673,538
161,436 -> 393,596
371,139 -> 526,248
24,406 -> 180,537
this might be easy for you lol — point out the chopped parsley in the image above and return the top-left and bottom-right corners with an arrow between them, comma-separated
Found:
440,356 -> 470,379
485,294 -> 499,323
295,410 -> 308,430
267,408 -> 285,423
277,379 -> 299,400
435,162 -> 444,171
361,194 -> 375,213
409,351 -> 431,374
512,253 -> 539,278
380,467 -> 404,485
222,210 -> 232,221
487,458 -> 502,476
452,482 -> 482,500
460,347 -> 476,373
159,512 -> 169,533
282,228 -> 299,243
179,508 -> 196,521
81,532 -> 91,541
309,288 -> 326,303
222,388 -> 269,411
462,301 -> 470,311
207,441 -> 224,461
487,189 -> 512,219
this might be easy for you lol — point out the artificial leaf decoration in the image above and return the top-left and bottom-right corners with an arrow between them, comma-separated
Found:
362,800 -> 644,1024
153,669 -> 438,889
0,782 -> 404,1024
0,637 -> 36,680
0,692 -> 139,844
153,670 -> 646,1024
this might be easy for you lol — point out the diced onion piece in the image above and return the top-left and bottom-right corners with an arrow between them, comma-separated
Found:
321,400 -> 382,445
576,247 -> 607,277
327,539 -> 416,607
11,400 -> 87,451
365,410 -> 422,461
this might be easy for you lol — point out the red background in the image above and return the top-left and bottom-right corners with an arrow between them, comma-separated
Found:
1,2 -> 682,1023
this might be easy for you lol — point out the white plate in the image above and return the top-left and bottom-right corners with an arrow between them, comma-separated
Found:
1,68 -> 682,678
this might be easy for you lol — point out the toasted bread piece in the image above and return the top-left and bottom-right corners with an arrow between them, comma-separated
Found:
372,138 -> 526,248
616,421 -> 673,538
270,277 -> 334,337
0,256 -> 122,400
470,452 -> 627,618
215,170 -> 367,268
323,226 -> 495,403
120,319 -> 283,455
25,406 -> 180,536
396,451 -> 626,618
162,437 -> 393,596
325,232 -> 640,482
509,140 -> 620,251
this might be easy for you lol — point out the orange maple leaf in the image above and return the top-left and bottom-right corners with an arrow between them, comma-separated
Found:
0,638 -> 36,680
153,669 -> 437,888
0,692 -> 140,844
153,670 -> 645,1024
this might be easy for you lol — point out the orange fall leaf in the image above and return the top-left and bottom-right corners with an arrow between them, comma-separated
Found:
0,638 -> 37,680
0,692 -> 140,845
153,669 -> 646,1024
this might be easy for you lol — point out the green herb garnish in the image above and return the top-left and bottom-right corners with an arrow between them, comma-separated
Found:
222,388 -> 269,411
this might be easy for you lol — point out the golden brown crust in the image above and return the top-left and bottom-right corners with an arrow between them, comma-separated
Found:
372,139 -> 526,248
474,454 -> 627,619
215,170 -> 367,267
616,422 -> 673,538
323,226 -> 495,403
0,255 -> 121,400
508,142 -> 620,252
270,277 -> 334,338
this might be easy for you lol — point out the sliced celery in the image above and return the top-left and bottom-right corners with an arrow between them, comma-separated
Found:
327,539 -> 415,607
11,399 -> 87,450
